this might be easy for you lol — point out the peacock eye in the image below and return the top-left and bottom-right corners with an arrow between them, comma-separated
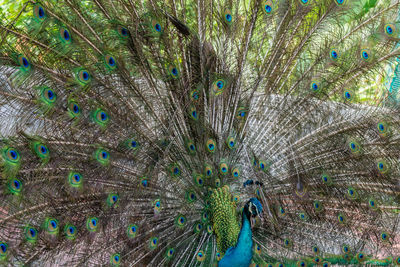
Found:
64,30 -> 70,40
38,7 -> 44,18
263,0 -> 273,15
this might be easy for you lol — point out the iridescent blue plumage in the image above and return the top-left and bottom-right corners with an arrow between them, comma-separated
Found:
219,198 -> 263,267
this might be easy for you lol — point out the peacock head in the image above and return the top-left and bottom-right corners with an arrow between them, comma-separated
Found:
244,198 -> 263,220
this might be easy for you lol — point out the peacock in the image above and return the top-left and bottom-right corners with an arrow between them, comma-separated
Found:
0,0 -> 399,266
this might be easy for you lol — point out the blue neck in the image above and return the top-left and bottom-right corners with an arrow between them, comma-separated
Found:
218,210 -> 254,267
236,211 -> 253,255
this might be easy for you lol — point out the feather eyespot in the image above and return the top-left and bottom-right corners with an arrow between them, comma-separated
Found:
263,0 -> 273,14
4,147 -> 20,163
107,193 -> 119,207
206,139 -> 216,153
166,248 -> 175,259
17,55 -> 31,71
224,9 -> 233,24
75,68 -> 91,85
311,81 -> 321,92
226,135 -> 236,149
0,242 -> 8,259
385,24 -> 395,36
337,213 -> 346,224
186,140 -> 196,154
376,159 -> 389,174
204,164 -> 213,177
283,238 -> 292,248
153,199 -> 161,212
313,257 -> 321,264
8,178 -> 22,195
167,65 -> 179,78
45,218 -> 59,234
73,104 -> 79,113
34,4 -> 45,20
64,224 -> 77,239
201,211 -> 209,222
24,226 -> 38,243
33,142 -> 49,160
231,166 -> 240,178
149,237 -> 158,249
196,250 -> 205,261
312,82 -> 318,91
175,215 -> 186,227
312,246 -> 319,254
279,206 -> 286,216
212,79 -> 227,95
127,224 -> 138,238
342,245 -> 350,254
186,190 -> 197,203
368,198 -> 378,210
377,121 -> 388,135
168,163 -> 180,178
59,28 -> 71,44
140,177 -> 148,188
299,212 -> 307,220
86,217 -> 98,232
348,139 -> 361,155
313,200 -> 323,212
104,55 -> 117,70
346,187 -> 358,200
219,162 -> 228,175
110,253 -> 121,266
117,25 -> 129,38
68,172 -> 83,187
356,252 -> 366,263
330,48 -> 339,61
342,89 -> 354,102
94,148 -> 110,165
190,89 -> 200,101
151,19 -> 163,35
194,174 -> 204,187
360,48 -> 371,62
44,88 -> 56,101
67,100 -> 81,118
380,232 -> 389,242
193,222 -> 203,232
92,108 -> 109,126
216,251 -> 222,261
236,106 -> 248,119
189,106 -> 198,121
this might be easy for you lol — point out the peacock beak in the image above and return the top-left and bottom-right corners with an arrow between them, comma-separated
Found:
250,213 -> 263,228
250,217 -> 255,228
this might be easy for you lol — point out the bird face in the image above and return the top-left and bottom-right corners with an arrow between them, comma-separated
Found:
248,198 -> 263,218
